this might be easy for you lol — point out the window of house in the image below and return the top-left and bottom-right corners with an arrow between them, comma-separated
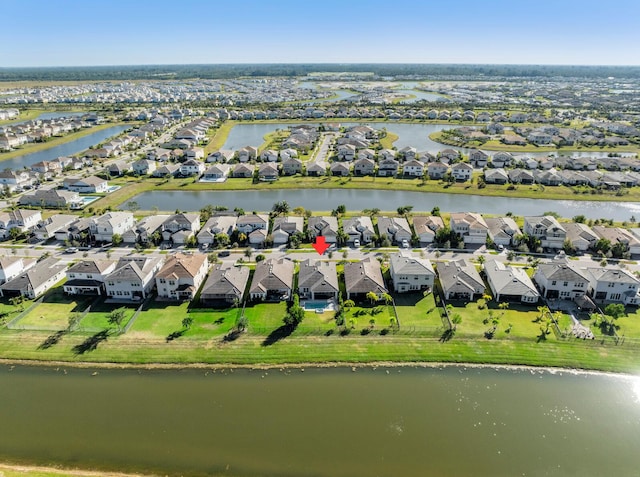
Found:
551,280 -> 556,286
608,282 -> 615,288
563,282 -> 568,287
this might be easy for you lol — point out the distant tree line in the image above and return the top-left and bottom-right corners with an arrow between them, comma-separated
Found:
2,64 -> 640,82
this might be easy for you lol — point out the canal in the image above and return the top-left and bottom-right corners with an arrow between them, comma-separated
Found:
0,365 -> 638,477
0,124 -> 130,170
123,188 -> 640,221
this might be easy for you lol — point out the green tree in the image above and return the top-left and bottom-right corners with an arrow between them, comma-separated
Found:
604,303 -> 625,320
107,308 -> 126,333
283,294 -> 305,328
272,200 -> 290,216
112,233 -> 123,246
366,291 -> 379,304
182,317 -> 194,330
396,205 -> 413,217
382,293 -> 393,305
235,314 -> 248,332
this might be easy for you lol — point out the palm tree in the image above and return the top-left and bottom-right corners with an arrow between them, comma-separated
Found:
366,291 -> 379,304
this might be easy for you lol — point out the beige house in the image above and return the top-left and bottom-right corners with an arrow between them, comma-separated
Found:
155,253 -> 209,301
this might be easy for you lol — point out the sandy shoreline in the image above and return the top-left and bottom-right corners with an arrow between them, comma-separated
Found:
0,463 -> 153,477
0,357 -> 634,379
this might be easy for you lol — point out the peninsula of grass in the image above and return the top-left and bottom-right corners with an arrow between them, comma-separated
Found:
0,109 -> 46,125
0,122 -> 131,162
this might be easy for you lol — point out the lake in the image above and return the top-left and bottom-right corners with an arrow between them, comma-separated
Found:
0,125 -> 129,170
222,122 -> 459,151
124,189 -> 640,221
0,364 -> 638,477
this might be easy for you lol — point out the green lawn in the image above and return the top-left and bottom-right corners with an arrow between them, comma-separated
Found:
447,300 -> 553,340
394,292 -> 443,331
16,288 -> 94,331
79,300 -> 137,332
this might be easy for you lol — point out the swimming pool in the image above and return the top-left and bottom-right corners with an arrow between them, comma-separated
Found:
302,300 -> 335,312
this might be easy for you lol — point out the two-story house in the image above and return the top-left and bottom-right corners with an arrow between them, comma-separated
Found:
342,216 -> 375,245
524,216 -> 567,250
63,260 -> 117,295
307,216 -> 339,243
271,216 -> 304,245
485,217 -> 521,247
0,257 -> 66,299
161,213 -> 201,245
90,212 -> 136,243
389,252 -> 435,293
587,267 -> 640,305
105,256 -> 165,301
197,215 -> 237,245
412,216 -> 444,244
533,259 -> 591,299
449,212 -> 489,246
155,253 -> 209,301
0,257 -> 36,285
451,162 -> 474,182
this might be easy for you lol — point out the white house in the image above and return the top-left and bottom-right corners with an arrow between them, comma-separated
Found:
90,212 -> 136,243
105,256 -> 165,301
524,216 -> 567,250
533,259 -> 591,299
67,175 -> 109,193
450,212 -> 489,246
451,162 -> 473,182
179,159 -> 206,176
63,260 -> 116,295
389,252 -> 435,293
0,257 -> 66,299
587,267 -> 640,305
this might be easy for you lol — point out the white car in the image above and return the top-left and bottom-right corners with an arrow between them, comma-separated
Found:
401,239 -> 409,249
353,239 -> 360,247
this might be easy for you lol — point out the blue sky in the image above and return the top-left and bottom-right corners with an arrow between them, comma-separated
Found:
2,0 -> 640,66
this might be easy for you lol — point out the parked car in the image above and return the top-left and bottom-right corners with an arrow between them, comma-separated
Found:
218,250 -> 230,257
401,239 -> 409,249
353,239 -> 360,247
64,247 -> 78,254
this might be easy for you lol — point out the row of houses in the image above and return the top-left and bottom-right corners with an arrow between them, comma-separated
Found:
486,167 -> 640,190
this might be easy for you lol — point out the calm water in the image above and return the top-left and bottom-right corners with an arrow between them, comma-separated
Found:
6,111 -> 86,126
125,189 -> 640,221
0,125 -> 129,170
222,122 -> 459,151
0,365 -> 638,477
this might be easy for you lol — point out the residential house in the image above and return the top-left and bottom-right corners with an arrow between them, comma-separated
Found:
122,214 -> 169,245
450,212 -> 489,246
484,168 -> 509,184
0,209 -> 42,239
437,259 -> 485,301
306,161 -> 327,176
107,161 -> 131,176
344,257 -> 388,301
484,260 -> 539,303
398,146 -> 417,161
402,159 -> 425,177
563,223 -> 599,253
0,170 -> 32,192
206,150 -> 235,163
197,215 -> 237,245
180,159 -> 206,177
533,259 -> 591,299
161,213 -> 200,245
378,158 -> 399,177
439,149 -> 460,163
152,164 -> 180,178
491,152 -> 514,168
508,169 -> 535,185
282,157 -> 303,175
54,217 -> 92,242
104,256 -> 165,300
236,214 -> 269,236
147,147 -> 172,162
0,257 -> 36,285
469,150 -> 489,168
249,258 -> 295,301
337,144 -> 356,161
523,216 -> 567,250
389,252 -> 435,293
200,264 -> 250,305
353,157 -> 375,176
587,267 -> 640,305
485,217 -> 521,247
592,226 -> 640,256
0,257 -> 66,299
271,216 -> 304,245
534,169 -> 562,186
260,149 -> 279,162
376,216 -> 412,244
451,162 -> 473,182
202,164 -> 231,181
342,216 -> 375,244
155,253 -> 209,300
258,162 -> 279,181
297,259 -> 339,300
90,212 -> 135,243
307,216 -> 339,243
67,175 -> 109,194
232,163 -> 255,178
63,260 -> 116,296
330,162 -> 351,176
412,216 -> 444,244
33,214 -> 77,241
132,159 -> 157,175
427,161 -> 449,179
237,146 -> 258,162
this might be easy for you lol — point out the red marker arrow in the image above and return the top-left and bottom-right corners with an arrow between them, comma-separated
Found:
312,236 -> 330,255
